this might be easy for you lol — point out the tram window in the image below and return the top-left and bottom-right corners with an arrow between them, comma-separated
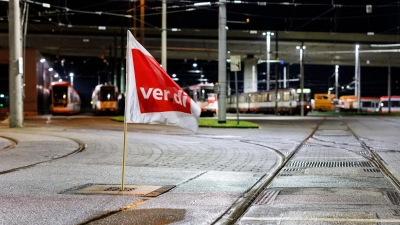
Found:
393,101 -> 400,108
239,95 -> 246,103
283,92 -> 290,101
296,93 -> 311,102
250,94 -> 257,102
257,94 -> 263,102
199,87 -> 215,101
276,93 -> 281,101
269,94 -> 275,101
305,93 -> 311,101
53,86 -> 68,106
99,87 -> 116,101
363,102 -> 372,107
185,90 -> 196,101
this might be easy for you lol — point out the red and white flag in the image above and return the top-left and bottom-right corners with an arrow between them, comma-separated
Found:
124,31 -> 201,133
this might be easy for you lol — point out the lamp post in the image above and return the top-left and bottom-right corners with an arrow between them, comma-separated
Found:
40,58 -> 46,89
217,0 -> 227,124
296,45 -> 306,116
69,72 -> 74,87
335,65 -> 339,99
263,31 -> 274,91
161,0 -> 167,70
355,44 -> 360,113
388,55 -> 391,113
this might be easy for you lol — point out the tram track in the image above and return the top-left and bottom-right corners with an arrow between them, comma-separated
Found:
311,119 -> 400,192
346,122 -> 400,193
214,116 -> 400,224
212,118 -> 325,225
0,135 -> 19,151
0,135 -> 86,175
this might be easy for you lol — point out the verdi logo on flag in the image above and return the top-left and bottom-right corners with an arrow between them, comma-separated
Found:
125,30 -> 200,133
131,49 -> 192,114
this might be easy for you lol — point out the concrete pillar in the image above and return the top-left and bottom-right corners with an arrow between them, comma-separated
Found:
243,59 -> 258,93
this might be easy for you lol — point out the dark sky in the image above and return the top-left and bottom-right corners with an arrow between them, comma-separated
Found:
8,0 -> 400,35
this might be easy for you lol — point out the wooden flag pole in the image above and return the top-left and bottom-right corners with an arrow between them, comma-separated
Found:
121,113 -> 128,191
121,31 -> 130,191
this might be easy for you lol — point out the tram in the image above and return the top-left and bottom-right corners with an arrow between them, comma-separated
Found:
226,88 -> 312,115
379,96 -> 400,113
351,97 -> 380,113
91,84 -> 119,115
182,83 -> 218,116
49,81 -> 81,115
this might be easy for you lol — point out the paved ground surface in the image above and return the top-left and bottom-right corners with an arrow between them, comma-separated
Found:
0,114 -> 399,224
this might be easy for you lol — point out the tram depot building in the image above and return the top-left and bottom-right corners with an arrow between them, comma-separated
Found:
0,49 -> 52,118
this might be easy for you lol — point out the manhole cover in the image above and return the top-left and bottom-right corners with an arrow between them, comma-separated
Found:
65,184 -> 175,197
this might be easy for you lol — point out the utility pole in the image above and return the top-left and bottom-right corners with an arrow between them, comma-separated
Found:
266,32 -> 271,91
140,0 -> 145,45
161,0 -> 167,71
8,0 -> 24,128
335,65 -> 339,99
274,32 -> 279,115
355,44 -> 361,113
218,0 -> 227,123
388,54 -> 391,113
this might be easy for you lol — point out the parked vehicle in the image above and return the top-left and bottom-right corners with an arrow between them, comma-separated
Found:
91,84 -> 119,115
183,83 -> 218,117
49,81 -> 81,115
313,93 -> 335,111
226,88 -> 312,115
379,96 -> 400,113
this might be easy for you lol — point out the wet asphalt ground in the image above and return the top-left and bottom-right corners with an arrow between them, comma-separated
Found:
0,114 -> 400,224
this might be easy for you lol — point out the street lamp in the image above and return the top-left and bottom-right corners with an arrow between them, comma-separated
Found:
69,72 -> 74,87
296,45 -> 306,116
40,58 -> 46,89
355,44 -> 360,112
335,65 -> 339,99
263,31 -> 274,91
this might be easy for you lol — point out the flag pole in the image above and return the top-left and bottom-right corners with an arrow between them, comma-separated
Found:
121,115 -> 128,191
121,30 -> 129,191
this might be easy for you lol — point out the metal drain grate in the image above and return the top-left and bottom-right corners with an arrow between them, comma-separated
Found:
385,191 -> 400,205
364,168 -> 380,173
104,187 -> 136,192
279,174 -> 293,177
66,184 -> 175,197
282,168 -> 300,172
253,190 -> 279,205
288,161 -> 374,168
